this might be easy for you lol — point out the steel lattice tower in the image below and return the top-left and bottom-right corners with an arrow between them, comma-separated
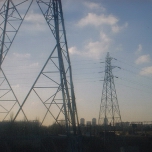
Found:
0,0 -> 33,121
14,0 -> 80,137
98,52 -> 122,128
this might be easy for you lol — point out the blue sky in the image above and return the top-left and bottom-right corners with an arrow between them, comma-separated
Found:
1,0 -> 152,125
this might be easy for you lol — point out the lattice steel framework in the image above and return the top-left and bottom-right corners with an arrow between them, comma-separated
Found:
14,0 -> 80,136
0,0 -> 33,121
98,53 -> 122,127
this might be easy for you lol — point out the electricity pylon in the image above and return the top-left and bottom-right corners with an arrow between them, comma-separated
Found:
14,0 -> 80,137
98,52 -> 122,129
0,0 -> 33,121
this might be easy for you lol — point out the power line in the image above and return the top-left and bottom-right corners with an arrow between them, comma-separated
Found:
118,76 -> 152,89
115,59 -> 152,79
116,81 -> 152,94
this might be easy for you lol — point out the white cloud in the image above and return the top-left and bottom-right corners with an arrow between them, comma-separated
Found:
75,6 -> 128,59
25,12 -> 44,24
29,62 -> 39,67
135,55 -> 150,65
23,11 -> 46,32
69,47 -> 81,55
135,44 -> 142,55
77,13 -> 127,33
112,22 -> 128,33
77,13 -> 118,27
25,23 -> 46,32
69,32 -> 111,59
140,66 -> 152,75
13,53 -> 31,59
85,41 -> 106,58
85,32 -> 111,59
84,2 -> 106,11
100,32 -> 111,43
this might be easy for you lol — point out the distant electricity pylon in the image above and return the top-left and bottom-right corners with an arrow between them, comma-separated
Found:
0,0 -> 33,121
98,52 -> 122,129
14,0 -> 80,136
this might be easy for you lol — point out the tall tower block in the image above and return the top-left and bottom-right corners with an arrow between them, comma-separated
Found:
98,52 -> 122,128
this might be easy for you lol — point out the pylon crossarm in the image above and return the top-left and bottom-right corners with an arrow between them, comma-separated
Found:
61,48 -> 68,59
42,73 -> 60,85
33,86 -> 65,114
13,45 -> 57,121
0,68 -> 27,121
50,58 -> 60,70
32,88 -> 61,126
0,0 -> 33,65
0,104 -> 8,112
3,101 -> 17,120
37,0 -> 56,38
0,89 -> 10,98
44,87 -> 62,103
